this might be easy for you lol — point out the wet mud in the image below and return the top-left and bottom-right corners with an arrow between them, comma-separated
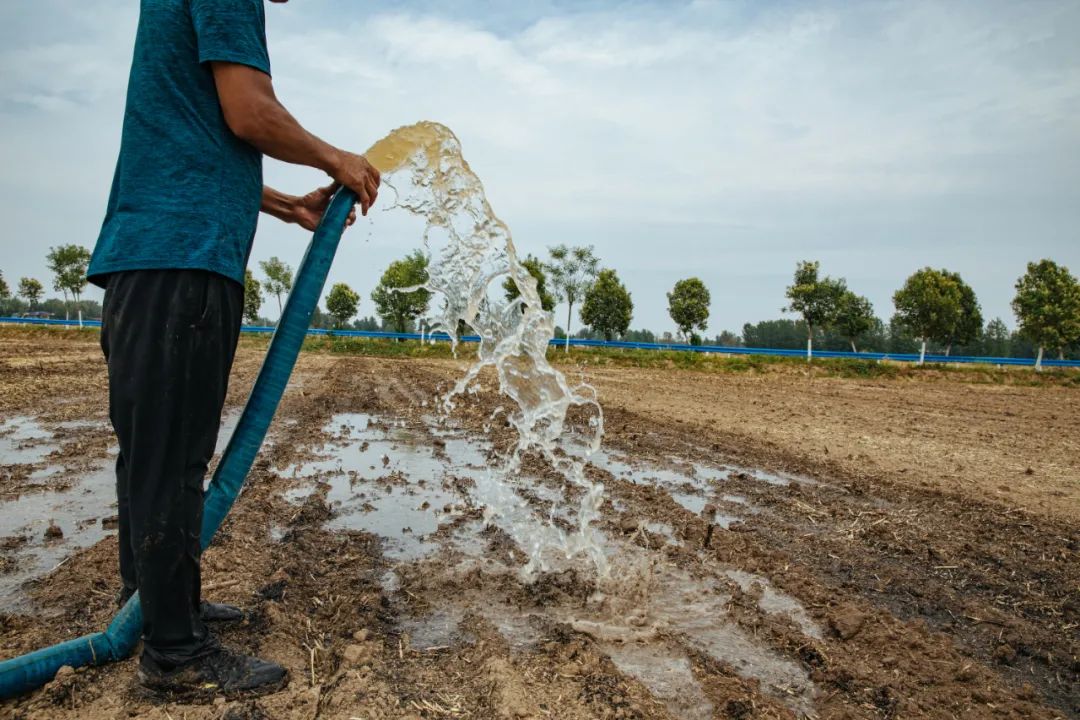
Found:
1,329 -> 1077,719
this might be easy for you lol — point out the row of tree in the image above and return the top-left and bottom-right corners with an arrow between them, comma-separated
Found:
782,260 -> 1080,369
3,244 -> 1078,369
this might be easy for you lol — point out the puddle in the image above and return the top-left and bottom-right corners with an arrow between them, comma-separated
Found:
0,411 -> 241,608
0,417 -> 55,465
725,569 -> 822,639
0,463 -> 117,608
287,412 -> 821,716
603,642 -> 714,720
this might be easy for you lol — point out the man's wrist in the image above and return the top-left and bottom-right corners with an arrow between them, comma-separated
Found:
261,187 -> 300,224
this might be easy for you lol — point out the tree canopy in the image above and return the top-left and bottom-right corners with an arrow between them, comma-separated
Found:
892,268 -> 963,363
243,268 -> 262,324
1011,259 -> 1080,368
545,244 -> 599,350
503,254 -> 556,312
18,277 -> 44,309
833,291 -> 875,353
0,271 -> 8,299
45,244 -> 91,322
785,260 -> 846,358
941,270 -> 982,354
326,282 -> 361,329
667,277 -> 710,341
371,250 -> 431,333
581,268 -> 633,341
259,256 -> 294,315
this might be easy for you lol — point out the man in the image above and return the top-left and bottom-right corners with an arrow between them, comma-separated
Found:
86,0 -> 380,696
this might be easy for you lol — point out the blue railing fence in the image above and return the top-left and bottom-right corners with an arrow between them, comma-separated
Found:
2,316 -> 1077,368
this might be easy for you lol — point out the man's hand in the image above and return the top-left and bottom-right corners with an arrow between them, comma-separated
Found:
260,184 -> 356,231
292,183 -> 357,231
329,151 -> 381,216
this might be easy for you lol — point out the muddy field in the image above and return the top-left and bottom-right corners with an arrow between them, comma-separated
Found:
0,327 -> 1077,719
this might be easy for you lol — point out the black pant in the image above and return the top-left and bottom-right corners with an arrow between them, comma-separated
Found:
101,269 -> 242,668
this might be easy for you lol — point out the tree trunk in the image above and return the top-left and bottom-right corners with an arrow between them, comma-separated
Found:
564,301 -> 573,353
850,340 -> 857,353
1035,345 -> 1043,372
1059,348 -> 1065,361
919,339 -> 927,365
61,290 -> 69,321
806,327 -> 813,362
945,343 -> 952,357
276,293 -> 283,316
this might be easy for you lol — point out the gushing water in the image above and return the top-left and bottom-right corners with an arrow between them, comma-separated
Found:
364,122 -> 607,577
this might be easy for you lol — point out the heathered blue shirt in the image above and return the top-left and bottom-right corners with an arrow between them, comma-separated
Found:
88,0 -> 271,288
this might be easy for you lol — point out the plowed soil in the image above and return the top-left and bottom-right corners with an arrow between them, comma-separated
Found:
1,327 -> 1077,720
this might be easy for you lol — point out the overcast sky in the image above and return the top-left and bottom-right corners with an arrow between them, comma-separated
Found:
2,0 -> 1078,334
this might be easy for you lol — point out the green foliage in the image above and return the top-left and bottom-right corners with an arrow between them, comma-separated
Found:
1011,259 -> 1080,358
326,282 -> 361,329
941,270 -> 982,352
371,250 -> 431,333
580,268 -> 633,341
503,254 -> 555,312
0,271 -> 8,299
243,268 -> 262,324
17,277 -> 44,309
259,256 -> 294,314
667,277 -> 710,339
45,244 -> 91,320
784,260 -> 846,334
892,268 -> 963,345
983,318 -> 1011,358
545,244 -> 599,345
833,291 -> 875,351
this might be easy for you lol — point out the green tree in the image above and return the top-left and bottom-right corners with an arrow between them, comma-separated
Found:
545,244 -> 599,352
0,271 -> 9,299
941,271 -> 982,355
46,244 -> 91,326
580,269 -> 633,341
1011,259 -> 1080,370
259,256 -> 294,315
326,282 -> 361,329
372,250 -> 431,333
243,268 -> 263,325
833,291 -> 875,353
784,261 -> 846,360
18,277 -> 44,310
983,318 -> 1011,358
503,254 -> 555,312
668,277 -> 710,342
892,268 -> 963,365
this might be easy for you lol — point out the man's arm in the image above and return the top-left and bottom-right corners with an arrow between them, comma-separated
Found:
209,62 -> 380,214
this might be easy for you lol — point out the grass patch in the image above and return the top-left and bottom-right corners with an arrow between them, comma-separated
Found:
6,324 -> 1078,387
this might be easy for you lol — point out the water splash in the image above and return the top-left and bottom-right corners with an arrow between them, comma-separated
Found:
365,122 -> 608,577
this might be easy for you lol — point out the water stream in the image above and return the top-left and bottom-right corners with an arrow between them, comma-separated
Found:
365,122 -> 607,577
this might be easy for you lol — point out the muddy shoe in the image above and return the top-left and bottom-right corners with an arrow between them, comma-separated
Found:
200,600 -> 244,623
138,647 -> 287,697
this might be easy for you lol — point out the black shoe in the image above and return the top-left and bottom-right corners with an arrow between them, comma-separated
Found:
138,646 -> 288,697
200,600 -> 245,623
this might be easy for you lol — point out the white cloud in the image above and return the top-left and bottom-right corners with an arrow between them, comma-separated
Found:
0,0 -> 1078,334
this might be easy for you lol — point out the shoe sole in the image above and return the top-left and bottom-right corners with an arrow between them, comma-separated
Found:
136,669 -> 289,703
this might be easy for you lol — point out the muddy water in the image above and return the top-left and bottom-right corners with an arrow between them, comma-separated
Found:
0,411 -> 241,607
364,122 -> 607,576
283,412 -> 821,716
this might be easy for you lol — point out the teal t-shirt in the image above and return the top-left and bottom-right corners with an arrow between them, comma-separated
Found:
88,0 -> 271,288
